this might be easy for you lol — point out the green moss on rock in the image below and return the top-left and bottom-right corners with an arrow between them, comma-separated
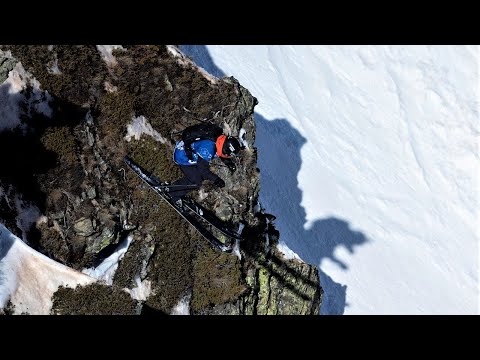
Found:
127,136 -> 182,181
98,90 -> 135,139
191,248 -> 246,312
34,222 -> 70,264
113,234 -> 152,289
125,160 -> 196,314
5,45 -> 107,107
51,283 -> 137,315
40,126 -> 77,164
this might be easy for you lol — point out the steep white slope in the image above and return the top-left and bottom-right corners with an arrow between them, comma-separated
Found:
182,45 -> 479,314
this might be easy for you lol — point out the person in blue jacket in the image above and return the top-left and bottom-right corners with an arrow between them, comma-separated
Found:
170,131 -> 242,207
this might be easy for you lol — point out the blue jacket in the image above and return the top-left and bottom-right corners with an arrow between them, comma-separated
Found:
173,139 -> 217,166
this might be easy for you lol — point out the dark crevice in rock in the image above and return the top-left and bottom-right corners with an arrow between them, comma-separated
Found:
251,267 -> 261,315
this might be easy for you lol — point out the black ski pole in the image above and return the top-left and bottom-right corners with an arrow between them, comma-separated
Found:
156,184 -> 200,193
157,184 -> 200,189
210,163 -> 229,168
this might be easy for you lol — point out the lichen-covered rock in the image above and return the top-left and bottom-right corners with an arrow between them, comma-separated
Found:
86,226 -> 116,254
86,186 -> 96,199
190,249 -> 246,313
0,54 -> 16,83
73,217 -> 95,237
249,248 -> 321,315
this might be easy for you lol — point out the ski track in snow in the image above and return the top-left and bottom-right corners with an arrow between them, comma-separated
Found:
181,45 -> 480,314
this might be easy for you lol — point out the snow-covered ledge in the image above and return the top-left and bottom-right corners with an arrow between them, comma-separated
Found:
96,45 -> 124,67
0,223 -> 96,314
125,115 -> 169,144
167,45 -> 218,85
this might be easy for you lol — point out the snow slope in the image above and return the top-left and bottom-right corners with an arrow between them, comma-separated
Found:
180,45 -> 479,314
0,50 -> 52,132
0,223 -> 95,314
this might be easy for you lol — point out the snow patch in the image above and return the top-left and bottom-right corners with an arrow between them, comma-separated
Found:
9,62 -> 52,118
125,115 -> 168,144
239,128 -> 249,149
166,45 -> 218,84
233,239 -> 242,260
1,58 -> 52,132
96,45 -> 124,67
82,235 -> 133,285
276,242 -> 302,261
0,223 -> 96,314
47,55 -> 61,75
1,67 -> 24,131
14,195 -> 41,242
197,189 -> 209,201
125,275 -> 152,301
170,293 -> 191,315
104,81 -> 118,93
232,222 -> 244,260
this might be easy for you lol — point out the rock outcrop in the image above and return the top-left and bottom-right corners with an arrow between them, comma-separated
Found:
0,45 -> 321,315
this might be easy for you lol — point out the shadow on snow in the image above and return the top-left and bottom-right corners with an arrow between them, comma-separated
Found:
181,45 -> 370,315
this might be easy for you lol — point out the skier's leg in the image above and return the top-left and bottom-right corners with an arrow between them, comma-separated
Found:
170,165 -> 202,201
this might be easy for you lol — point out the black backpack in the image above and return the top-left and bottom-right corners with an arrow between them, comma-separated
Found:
181,123 -> 223,152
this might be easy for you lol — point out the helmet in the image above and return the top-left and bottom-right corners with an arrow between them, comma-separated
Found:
223,136 -> 241,157
216,135 -> 241,158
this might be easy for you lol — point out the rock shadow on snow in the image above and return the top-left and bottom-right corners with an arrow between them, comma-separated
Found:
181,45 -> 370,315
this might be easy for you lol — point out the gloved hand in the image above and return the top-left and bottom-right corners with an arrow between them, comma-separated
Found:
185,148 -> 194,161
227,163 -> 236,173
214,178 -> 225,188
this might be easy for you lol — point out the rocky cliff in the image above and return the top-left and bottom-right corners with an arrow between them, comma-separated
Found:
0,45 -> 321,315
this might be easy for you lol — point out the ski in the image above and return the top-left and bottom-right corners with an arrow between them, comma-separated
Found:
124,155 -> 243,240
181,198 -> 243,240
124,155 -> 233,252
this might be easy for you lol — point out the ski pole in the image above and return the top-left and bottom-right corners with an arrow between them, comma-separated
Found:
155,184 -> 201,193
210,163 -> 229,168
157,184 -> 200,188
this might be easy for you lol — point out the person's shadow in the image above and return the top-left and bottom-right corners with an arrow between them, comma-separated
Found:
180,45 -> 370,314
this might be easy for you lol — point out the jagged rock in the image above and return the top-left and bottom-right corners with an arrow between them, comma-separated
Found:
73,217 -> 95,237
255,249 -> 320,315
99,160 -> 108,173
0,56 -> 16,83
93,168 -> 101,180
51,211 -> 64,220
119,208 -> 128,225
86,186 -> 96,199
214,202 -> 233,222
164,74 -> 173,92
73,196 -> 82,209
87,131 -> 95,147
108,204 -> 118,214
86,226 -> 116,253
198,302 -> 241,315
102,193 -> 111,204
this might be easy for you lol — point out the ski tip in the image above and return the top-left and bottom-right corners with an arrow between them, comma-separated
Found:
220,245 -> 233,253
